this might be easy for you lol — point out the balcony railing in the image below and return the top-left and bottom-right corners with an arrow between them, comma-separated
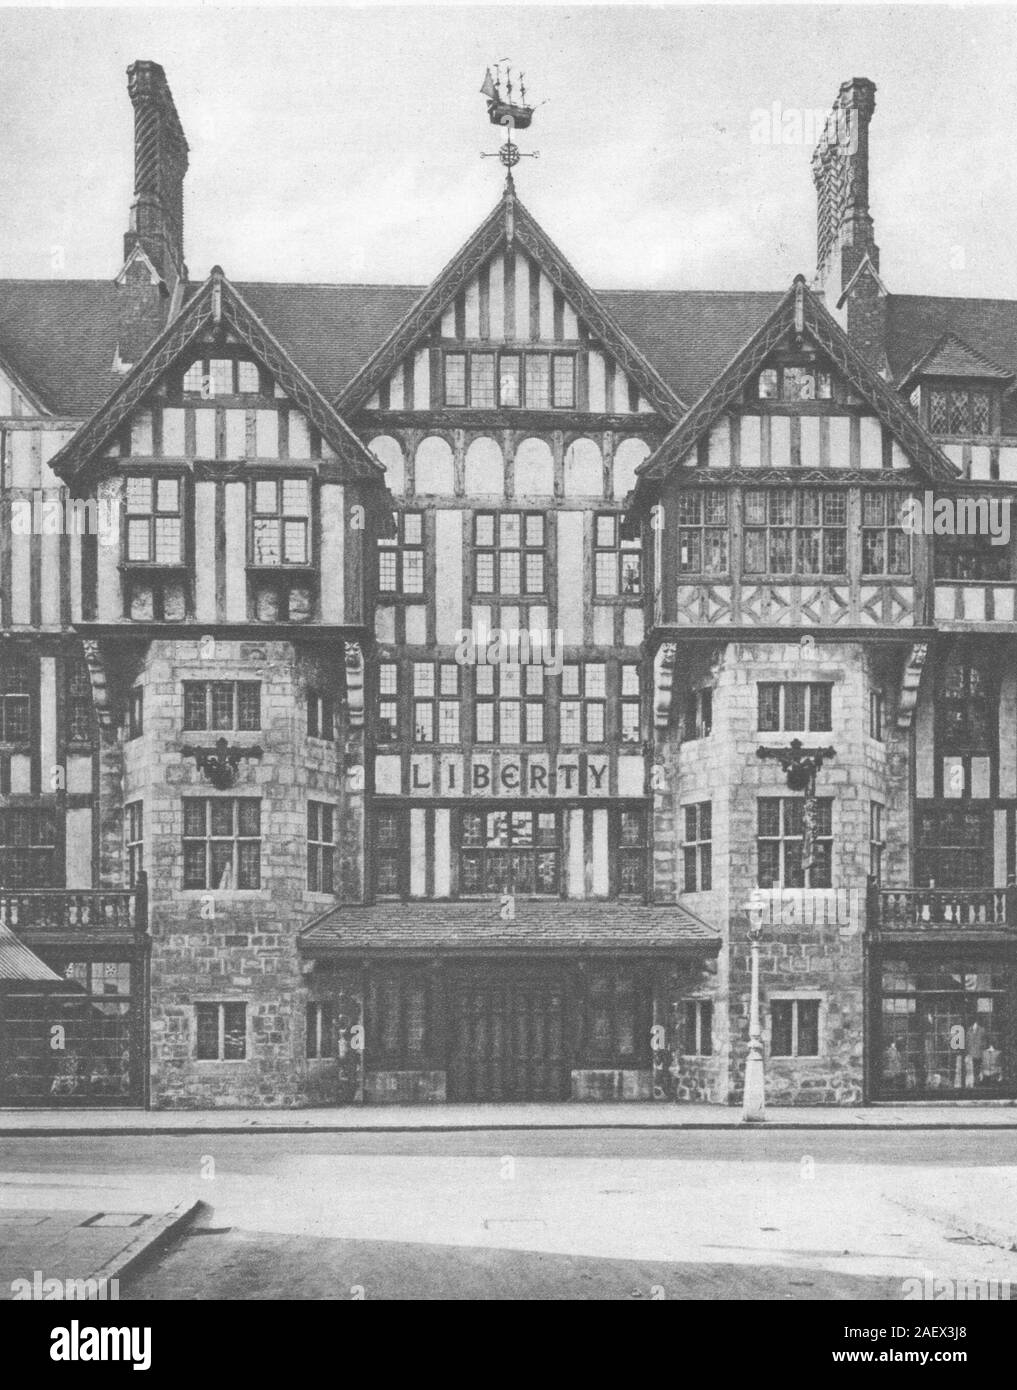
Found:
876,883 -> 1016,932
0,879 -> 147,934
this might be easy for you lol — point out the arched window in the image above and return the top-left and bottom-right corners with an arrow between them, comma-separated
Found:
937,654 -> 996,797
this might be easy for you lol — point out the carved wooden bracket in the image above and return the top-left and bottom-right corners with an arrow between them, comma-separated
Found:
896,642 -> 929,730
653,641 -> 678,733
345,641 -> 365,729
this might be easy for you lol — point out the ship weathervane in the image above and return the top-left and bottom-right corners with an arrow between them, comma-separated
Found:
480,63 -> 542,171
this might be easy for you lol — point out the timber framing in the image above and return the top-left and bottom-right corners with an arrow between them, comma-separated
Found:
337,180 -> 687,422
46,269 -> 387,487
634,276 -> 960,496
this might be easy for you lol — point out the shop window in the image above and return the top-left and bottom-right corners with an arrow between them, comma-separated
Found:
879,960 -> 1008,1097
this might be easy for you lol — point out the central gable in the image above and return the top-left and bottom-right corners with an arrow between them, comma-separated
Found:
339,182 -> 685,421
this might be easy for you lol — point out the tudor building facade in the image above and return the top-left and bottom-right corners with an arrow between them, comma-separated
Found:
0,65 -> 1014,1107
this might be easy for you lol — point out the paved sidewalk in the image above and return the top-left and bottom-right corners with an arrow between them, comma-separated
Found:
0,1199 -> 202,1299
2,1101 -> 1017,1134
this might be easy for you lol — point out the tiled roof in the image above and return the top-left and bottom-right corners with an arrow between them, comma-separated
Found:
300,899 -> 720,955
898,330 -> 1014,388
0,924 -> 62,982
0,281 -> 130,416
600,290 -> 784,406
6,275 -> 1017,426
887,296 -> 1017,387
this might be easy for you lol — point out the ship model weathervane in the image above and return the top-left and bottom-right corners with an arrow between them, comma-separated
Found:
481,62 -> 542,171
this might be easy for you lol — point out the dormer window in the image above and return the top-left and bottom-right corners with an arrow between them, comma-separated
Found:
928,387 -> 992,436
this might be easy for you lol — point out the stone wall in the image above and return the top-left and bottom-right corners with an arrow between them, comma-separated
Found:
121,637 -> 348,1107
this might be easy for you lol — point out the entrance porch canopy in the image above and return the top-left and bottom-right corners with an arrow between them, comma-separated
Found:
300,900 -> 721,959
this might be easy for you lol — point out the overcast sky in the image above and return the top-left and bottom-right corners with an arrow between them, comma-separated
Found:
3,3 -> 1017,299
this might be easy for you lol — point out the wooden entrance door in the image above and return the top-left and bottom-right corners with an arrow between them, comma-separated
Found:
448,971 -> 569,1102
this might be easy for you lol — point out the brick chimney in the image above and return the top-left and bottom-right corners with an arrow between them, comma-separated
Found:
812,78 -> 888,373
123,60 -> 189,295
812,78 -> 877,293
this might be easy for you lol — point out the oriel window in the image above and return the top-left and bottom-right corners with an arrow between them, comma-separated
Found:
678,490 -> 729,574
251,478 -> 310,565
125,476 -> 182,564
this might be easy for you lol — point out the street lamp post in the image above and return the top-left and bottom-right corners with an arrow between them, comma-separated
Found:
741,738 -> 837,1121
742,911 -> 766,1123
